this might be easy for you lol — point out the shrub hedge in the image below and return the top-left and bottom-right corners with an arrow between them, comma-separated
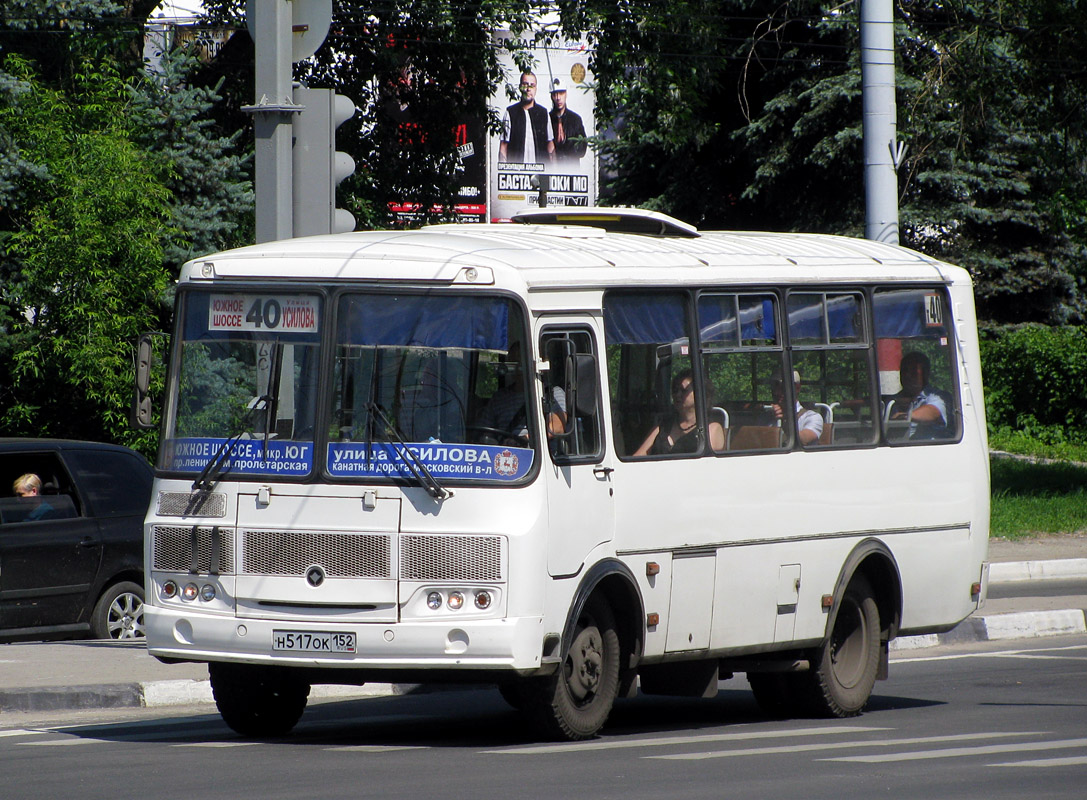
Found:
980,325 -> 1087,445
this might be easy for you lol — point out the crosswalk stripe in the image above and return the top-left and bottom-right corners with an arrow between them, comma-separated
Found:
326,745 -> 426,753
649,731 -> 1039,761
894,644 -> 1087,664
992,755 -> 1087,768
821,737 -> 1087,763
173,742 -> 262,748
483,725 -> 887,755
19,738 -> 101,746
0,729 -> 47,739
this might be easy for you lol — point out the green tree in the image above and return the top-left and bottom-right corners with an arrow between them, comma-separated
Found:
199,0 -> 540,228
562,1 -> 1087,325
0,3 -> 254,451
0,54 -> 173,447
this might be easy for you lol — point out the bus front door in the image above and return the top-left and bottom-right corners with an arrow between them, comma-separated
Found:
540,325 -> 615,578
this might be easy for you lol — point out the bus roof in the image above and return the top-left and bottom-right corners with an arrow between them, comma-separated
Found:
180,222 -> 963,289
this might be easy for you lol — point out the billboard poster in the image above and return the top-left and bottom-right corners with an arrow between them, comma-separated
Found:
489,32 -> 597,222
378,54 -> 490,225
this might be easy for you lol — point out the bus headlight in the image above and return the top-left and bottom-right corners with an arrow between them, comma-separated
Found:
200,584 -> 217,602
181,582 -> 199,601
447,591 -> 465,610
427,591 -> 443,610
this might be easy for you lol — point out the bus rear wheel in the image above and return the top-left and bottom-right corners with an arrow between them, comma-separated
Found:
806,573 -> 880,717
209,663 -> 310,737
523,595 -> 620,740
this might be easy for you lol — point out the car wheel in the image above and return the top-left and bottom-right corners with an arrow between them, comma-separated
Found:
91,581 -> 145,640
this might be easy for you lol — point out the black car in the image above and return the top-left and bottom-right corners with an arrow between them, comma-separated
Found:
0,439 -> 152,642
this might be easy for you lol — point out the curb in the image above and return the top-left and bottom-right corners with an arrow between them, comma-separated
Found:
989,558 -> 1087,583
891,608 -> 1087,652
0,681 -> 408,714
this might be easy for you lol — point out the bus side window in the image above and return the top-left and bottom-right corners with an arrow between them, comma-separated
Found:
873,289 -> 961,444
698,293 -> 789,453
604,292 -> 695,458
787,291 -> 878,448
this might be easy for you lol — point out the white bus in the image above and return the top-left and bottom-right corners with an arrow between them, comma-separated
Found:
138,209 -> 990,741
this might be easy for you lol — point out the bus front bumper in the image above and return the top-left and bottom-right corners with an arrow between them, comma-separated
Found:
145,606 -> 550,673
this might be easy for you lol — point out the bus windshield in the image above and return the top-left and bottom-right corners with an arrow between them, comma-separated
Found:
326,293 -> 535,483
163,291 -> 323,478
162,289 -> 536,484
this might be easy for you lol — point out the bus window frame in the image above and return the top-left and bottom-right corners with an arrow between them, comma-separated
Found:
540,325 -> 606,466
320,286 -> 543,489
873,285 -> 965,448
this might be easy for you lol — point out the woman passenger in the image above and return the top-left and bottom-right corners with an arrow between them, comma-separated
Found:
632,369 -> 726,456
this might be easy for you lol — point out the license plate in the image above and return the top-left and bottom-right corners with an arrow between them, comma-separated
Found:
272,630 -> 356,653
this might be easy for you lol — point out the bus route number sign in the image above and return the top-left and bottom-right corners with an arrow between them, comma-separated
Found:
208,295 -> 319,333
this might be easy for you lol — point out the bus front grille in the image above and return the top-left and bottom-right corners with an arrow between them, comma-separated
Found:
400,534 -> 503,581
241,530 -> 392,579
152,525 -> 236,573
156,491 -> 227,518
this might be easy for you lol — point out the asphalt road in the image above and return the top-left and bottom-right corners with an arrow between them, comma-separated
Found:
1,634 -> 1084,800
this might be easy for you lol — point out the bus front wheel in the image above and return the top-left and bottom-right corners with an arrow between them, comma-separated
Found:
807,573 -> 880,717
523,595 -> 620,740
209,663 -> 310,737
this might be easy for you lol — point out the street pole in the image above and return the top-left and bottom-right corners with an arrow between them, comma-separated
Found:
860,0 -> 903,245
244,0 -> 300,243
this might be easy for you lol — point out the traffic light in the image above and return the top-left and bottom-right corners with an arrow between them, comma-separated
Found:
292,86 -> 357,237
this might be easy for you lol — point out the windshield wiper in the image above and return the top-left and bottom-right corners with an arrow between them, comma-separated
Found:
367,401 -> 452,500
191,394 -> 270,494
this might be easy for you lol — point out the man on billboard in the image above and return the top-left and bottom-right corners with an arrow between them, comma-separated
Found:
548,77 -> 587,164
499,71 -> 555,164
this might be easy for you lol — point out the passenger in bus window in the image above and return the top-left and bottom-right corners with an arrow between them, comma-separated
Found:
770,370 -> 823,445
474,342 -> 566,446
888,351 -> 950,440
632,370 -> 725,456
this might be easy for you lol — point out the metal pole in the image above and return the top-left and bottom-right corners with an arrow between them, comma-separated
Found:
861,0 -> 901,245
246,0 -> 298,243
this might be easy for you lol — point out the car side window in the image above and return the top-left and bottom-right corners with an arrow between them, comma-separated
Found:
0,451 -> 81,524
64,450 -> 152,518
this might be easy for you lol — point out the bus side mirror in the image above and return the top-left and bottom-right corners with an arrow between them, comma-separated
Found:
131,333 -> 155,429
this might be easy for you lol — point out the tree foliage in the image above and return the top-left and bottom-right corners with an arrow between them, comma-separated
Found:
0,54 -> 172,447
560,1 -> 1087,325
200,0 -> 540,228
0,2 -> 252,451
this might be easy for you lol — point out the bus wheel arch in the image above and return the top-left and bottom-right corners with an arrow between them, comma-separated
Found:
808,541 -> 902,717
521,560 -> 643,740
564,560 -> 645,695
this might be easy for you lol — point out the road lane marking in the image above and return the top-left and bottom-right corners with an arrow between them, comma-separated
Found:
0,729 -> 48,739
820,737 -> 1087,763
992,755 -> 1087,768
894,644 -> 1087,664
483,725 -> 888,755
19,738 -> 101,746
649,731 -> 1039,761
326,745 -> 426,752
173,742 -> 262,748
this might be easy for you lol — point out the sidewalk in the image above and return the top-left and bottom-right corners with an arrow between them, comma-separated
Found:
1,536 -> 1083,714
